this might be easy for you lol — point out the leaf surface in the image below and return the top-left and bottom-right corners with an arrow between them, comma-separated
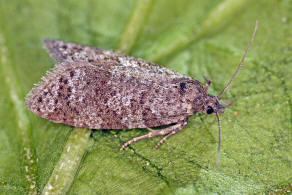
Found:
0,0 -> 291,194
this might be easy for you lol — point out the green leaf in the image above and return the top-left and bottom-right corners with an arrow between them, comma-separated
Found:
0,0 -> 291,194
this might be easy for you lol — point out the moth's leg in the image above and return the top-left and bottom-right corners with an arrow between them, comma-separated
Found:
154,118 -> 188,149
146,127 -> 155,132
120,118 -> 188,150
146,127 -> 159,132
120,125 -> 180,150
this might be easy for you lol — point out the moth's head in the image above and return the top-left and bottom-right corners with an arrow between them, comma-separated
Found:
204,94 -> 224,115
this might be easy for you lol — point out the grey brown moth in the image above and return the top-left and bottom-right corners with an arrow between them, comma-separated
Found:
25,22 -> 258,154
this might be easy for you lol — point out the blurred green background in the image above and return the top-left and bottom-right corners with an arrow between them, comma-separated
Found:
0,0 -> 291,194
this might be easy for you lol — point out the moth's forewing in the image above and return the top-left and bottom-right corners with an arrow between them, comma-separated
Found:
26,60 -> 194,129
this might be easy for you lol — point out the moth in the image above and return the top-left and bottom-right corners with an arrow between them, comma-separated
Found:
25,22 -> 258,154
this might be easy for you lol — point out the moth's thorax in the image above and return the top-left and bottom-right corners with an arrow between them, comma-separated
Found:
177,80 -> 207,114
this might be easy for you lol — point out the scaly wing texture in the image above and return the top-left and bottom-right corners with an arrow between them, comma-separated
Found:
43,39 -> 193,82
25,60 -> 203,129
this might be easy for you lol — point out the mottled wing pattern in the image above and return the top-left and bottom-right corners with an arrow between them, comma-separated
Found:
43,39 -> 193,83
26,40 -> 206,129
26,61 -> 199,129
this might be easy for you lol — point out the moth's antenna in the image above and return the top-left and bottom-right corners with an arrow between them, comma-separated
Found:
216,112 -> 221,166
217,21 -> 258,99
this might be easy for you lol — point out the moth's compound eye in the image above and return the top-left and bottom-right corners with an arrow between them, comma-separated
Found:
206,106 -> 214,114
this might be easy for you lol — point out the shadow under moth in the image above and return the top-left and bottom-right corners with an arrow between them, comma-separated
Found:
25,22 -> 258,160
